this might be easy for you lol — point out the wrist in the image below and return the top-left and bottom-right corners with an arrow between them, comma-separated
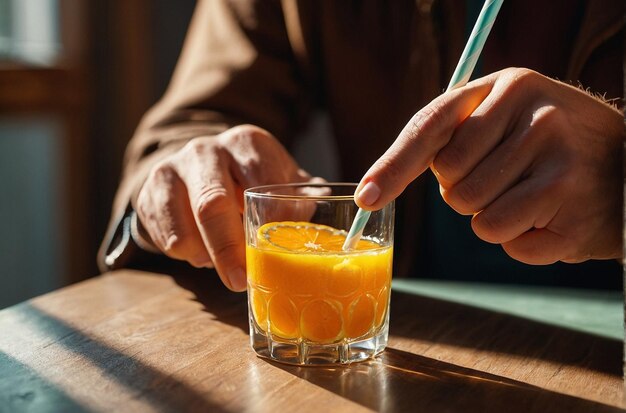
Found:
130,210 -> 161,254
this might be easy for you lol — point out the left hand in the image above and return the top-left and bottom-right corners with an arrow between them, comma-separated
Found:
355,68 -> 625,264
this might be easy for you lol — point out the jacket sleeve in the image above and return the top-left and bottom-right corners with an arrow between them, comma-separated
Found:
98,0 -> 313,272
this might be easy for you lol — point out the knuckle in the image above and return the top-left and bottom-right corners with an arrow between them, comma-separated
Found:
471,210 -> 505,243
195,184 -> 232,223
506,67 -> 539,86
375,155 -> 403,186
150,161 -> 177,183
231,124 -> 269,135
210,238 -> 240,261
224,124 -> 273,143
433,144 -> 465,180
500,68 -> 543,100
135,188 -> 157,224
409,102 -> 447,138
246,126 -> 273,141
182,138 -> 210,158
530,105 -> 565,132
136,204 -> 153,228
161,231 -> 205,263
502,243 -> 536,264
447,180 -> 482,213
239,156 -> 262,174
219,130 -> 241,146
161,233 -> 184,255
502,241 -> 558,265
516,107 -> 562,153
142,162 -> 182,209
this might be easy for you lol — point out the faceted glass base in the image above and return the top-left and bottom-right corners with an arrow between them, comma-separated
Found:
249,311 -> 389,365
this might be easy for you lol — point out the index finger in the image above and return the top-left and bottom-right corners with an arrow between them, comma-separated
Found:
354,78 -> 494,211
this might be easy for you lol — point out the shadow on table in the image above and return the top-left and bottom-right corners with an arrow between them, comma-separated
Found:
166,268 -> 624,410
1,303 -> 236,413
0,351 -> 90,412
169,267 -> 250,332
387,289 -> 622,377
165,268 -> 622,377
269,347 -> 621,413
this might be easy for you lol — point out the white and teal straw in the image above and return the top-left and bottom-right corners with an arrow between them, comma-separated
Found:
342,208 -> 371,250
343,0 -> 504,251
447,0 -> 504,91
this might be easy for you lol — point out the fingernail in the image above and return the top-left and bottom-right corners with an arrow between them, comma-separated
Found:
228,267 -> 247,291
357,181 -> 381,206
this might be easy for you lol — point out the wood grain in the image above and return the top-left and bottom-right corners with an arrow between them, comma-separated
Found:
0,269 -> 623,413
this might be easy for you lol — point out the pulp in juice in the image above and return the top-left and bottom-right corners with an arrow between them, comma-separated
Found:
246,221 -> 392,344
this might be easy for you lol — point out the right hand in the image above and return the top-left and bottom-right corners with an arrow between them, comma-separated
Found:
135,125 -> 315,292
355,68 -> 624,265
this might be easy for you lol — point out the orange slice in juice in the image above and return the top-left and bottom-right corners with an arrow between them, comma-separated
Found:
300,299 -> 343,342
250,288 -> 268,330
375,287 -> 390,327
268,293 -> 299,338
345,294 -> 376,338
258,221 -> 345,252
257,221 -> 378,252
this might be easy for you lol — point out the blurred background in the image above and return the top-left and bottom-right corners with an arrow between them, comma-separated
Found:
0,0 -> 200,308
0,0 -> 340,309
0,0 -> 621,309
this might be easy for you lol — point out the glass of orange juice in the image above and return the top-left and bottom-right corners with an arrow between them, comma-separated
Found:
244,183 -> 394,365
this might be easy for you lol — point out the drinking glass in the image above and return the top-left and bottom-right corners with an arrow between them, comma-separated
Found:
244,183 -> 394,365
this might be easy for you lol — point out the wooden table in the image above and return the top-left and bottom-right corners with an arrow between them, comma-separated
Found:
0,269 -> 623,412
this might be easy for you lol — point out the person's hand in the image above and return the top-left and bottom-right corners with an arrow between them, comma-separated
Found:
135,125 -> 315,291
355,68 -> 625,264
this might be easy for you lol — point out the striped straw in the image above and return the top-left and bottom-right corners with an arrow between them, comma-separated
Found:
342,208 -> 371,250
447,0 -> 504,91
344,0 -> 504,251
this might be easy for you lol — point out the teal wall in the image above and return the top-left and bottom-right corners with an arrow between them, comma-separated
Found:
0,117 -> 66,308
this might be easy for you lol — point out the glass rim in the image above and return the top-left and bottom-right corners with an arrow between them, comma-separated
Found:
244,182 -> 358,201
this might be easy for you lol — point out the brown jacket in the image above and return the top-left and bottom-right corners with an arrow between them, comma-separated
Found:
98,0 -> 624,276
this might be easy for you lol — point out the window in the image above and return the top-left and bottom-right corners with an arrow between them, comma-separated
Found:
0,0 -> 62,65
0,0 -> 90,308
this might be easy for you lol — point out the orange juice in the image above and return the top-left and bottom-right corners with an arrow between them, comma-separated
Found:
246,221 -> 393,344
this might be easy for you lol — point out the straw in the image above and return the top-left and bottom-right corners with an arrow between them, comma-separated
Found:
343,0 -> 504,251
447,0 -> 504,91
342,208 -> 371,250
